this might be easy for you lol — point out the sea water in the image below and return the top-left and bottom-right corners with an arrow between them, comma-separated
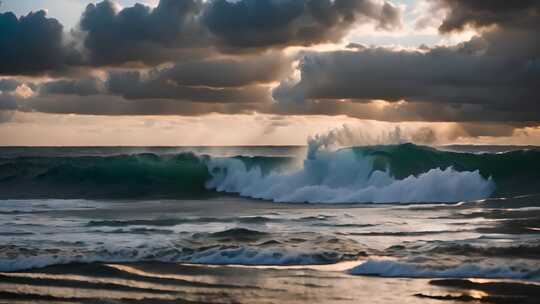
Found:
1,144 -> 539,303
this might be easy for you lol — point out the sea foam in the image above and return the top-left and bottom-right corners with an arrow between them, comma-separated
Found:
206,134 -> 495,203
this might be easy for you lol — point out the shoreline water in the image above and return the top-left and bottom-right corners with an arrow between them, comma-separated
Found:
1,145 -> 539,302
1,261 -> 539,304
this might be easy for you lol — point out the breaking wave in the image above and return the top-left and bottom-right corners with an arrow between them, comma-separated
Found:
1,141 -> 539,202
207,146 -> 494,203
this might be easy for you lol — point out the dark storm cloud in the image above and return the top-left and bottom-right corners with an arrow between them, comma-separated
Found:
273,0 -> 540,123
156,53 -> 292,87
79,0 -> 208,65
0,11 -> 78,75
203,0 -> 401,50
0,0 -> 402,74
39,52 -> 291,104
106,70 -> 273,103
436,0 -> 540,33
77,0 -> 401,64
2,0 -> 538,129
273,44 -> 539,109
434,0 -> 540,60
273,46 -> 540,122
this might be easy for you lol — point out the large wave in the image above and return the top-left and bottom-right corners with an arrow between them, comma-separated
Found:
1,142 -> 539,202
206,146 -> 495,203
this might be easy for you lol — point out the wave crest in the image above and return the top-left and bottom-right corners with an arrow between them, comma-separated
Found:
207,145 -> 495,203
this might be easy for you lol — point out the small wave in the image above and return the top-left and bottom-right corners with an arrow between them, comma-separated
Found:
0,226 -> 366,272
349,259 -> 540,280
0,245 -> 356,272
183,246 -> 345,266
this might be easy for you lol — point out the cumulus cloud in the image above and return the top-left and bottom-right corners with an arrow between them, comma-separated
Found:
273,0 -> 540,123
1,0 -> 538,135
152,52 -> 293,88
79,0 -> 209,65
203,0 -> 401,50
38,52 -> 292,105
106,71 -> 273,103
1,0 -> 401,73
436,0 -> 540,33
76,0 -> 401,64
0,10 -> 79,75
273,44 -> 539,119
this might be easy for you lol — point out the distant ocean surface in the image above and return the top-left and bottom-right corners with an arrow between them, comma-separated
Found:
1,144 -> 539,303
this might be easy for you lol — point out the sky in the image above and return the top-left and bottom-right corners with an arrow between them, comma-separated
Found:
0,0 -> 539,146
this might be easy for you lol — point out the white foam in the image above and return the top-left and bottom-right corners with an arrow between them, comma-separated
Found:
349,259 -> 540,280
206,145 -> 495,204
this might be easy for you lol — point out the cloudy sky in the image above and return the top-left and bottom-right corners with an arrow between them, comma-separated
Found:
0,0 -> 539,146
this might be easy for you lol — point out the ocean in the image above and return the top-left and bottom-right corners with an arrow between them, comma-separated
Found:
1,143 -> 539,303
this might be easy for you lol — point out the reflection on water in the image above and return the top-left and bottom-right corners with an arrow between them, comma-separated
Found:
0,262 -> 455,304
2,262 -> 540,303
1,195 -> 539,303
